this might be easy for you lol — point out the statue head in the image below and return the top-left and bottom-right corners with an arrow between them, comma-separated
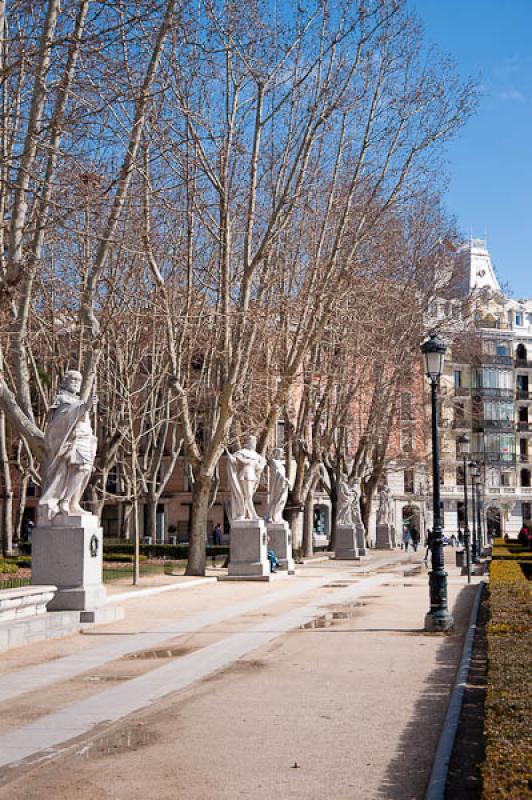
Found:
60,370 -> 82,396
271,447 -> 284,460
244,434 -> 257,450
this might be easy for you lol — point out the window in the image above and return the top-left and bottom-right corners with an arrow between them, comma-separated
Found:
453,370 -> 462,389
26,477 -> 36,497
276,420 -> 285,448
400,391 -> 413,421
515,312 -> 523,326
400,429 -> 415,453
523,502 -> 531,522
496,343 -> 509,357
454,402 -> 465,425
501,472 -> 512,487
456,465 -> 465,486
404,469 -> 414,494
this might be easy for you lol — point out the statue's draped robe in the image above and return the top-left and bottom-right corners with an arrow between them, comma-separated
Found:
40,392 -> 95,510
226,447 -> 266,520
266,459 -> 290,523
337,479 -> 354,526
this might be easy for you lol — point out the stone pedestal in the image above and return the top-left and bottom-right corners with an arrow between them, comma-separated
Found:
355,521 -> 367,556
390,525 -> 397,548
31,513 -> 107,612
227,519 -> 271,579
266,521 -> 295,574
335,524 -> 359,560
375,523 -> 394,550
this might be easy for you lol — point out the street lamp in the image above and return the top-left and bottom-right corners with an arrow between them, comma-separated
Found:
420,333 -> 454,632
469,461 -> 480,564
475,473 -> 483,556
457,434 -> 472,584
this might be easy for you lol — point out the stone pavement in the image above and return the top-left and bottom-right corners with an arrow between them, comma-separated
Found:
0,550 -> 483,799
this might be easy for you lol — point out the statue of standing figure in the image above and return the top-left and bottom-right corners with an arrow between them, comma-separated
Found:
351,478 -> 364,528
39,370 -> 97,521
225,435 -> 266,520
337,475 -> 356,526
377,485 -> 393,526
266,448 -> 291,523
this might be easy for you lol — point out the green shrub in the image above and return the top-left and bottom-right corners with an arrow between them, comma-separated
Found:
482,556 -> 531,799
0,559 -> 19,574
102,543 -> 229,559
103,552 -> 147,564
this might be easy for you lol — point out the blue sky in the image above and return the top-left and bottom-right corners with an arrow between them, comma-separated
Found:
413,0 -> 532,297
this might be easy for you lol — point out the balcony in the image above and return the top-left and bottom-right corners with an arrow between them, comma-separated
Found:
475,318 -> 511,331
516,390 -> 532,401
451,419 -> 468,430
473,387 -> 514,400
473,419 -> 514,433
519,454 -> 531,464
517,422 -> 532,433
472,451 -> 516,465
454,386 -> 470,397
515,359 -> 532,369
479,354 -> 513,366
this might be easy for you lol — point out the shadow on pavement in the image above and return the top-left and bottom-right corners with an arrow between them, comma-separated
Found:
376,583 -> 478,800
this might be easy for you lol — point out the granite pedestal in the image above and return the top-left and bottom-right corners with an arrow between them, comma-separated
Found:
335,524 -> 360,560
226,519 -> 271,579
375,523 -> 394,550
355,521 -> 367,556
31,512 -> 108,613
266,521 -> 295,573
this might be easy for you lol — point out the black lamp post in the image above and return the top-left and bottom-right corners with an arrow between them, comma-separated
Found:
457,434 -> 472,584
421,332 -> 454,632
469,461 -> 480,564
473,464 -> 483,559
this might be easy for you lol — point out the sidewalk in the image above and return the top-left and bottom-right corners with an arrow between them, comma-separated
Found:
0,550 -> 483,799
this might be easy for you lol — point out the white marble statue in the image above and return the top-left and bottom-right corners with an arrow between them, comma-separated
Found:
225,435 -> 267,521
39,370 -> 97,520
266,448 -> 291,523
337,475 -> 356,526
376,485 -> 393,526
351,478 -> 364,529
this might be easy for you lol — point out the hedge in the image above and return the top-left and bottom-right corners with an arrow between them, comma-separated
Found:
0,559 -> 18,574
102,543 -> 229,559
481,554 -> 531,799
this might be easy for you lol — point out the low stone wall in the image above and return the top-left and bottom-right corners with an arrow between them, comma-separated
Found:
0,585 -> 56,623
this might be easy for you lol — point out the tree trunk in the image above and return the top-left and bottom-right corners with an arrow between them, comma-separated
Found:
0,411 -> 13,555
328,488 -> 337,551
144,496 -> 157,542
15,473 -> 28,544
302,491 -> 314,558
186,474 -> 210,575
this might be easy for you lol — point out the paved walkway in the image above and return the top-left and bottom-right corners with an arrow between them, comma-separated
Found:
0,550 -> 483,799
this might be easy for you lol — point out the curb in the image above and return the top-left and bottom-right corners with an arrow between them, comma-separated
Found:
105,577 -> 214,605
424,580 -> 485,800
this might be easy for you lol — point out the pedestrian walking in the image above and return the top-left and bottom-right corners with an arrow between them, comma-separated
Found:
411,526 -> 420,552
424,529 -> 433,563
212,522 -> 223,546
403,527 -> 412,552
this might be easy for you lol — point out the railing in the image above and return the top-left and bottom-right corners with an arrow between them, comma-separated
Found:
519,454 -> 531,463
440,485 -> 531,497
473,387 -> 514,399
515,359 -> 532,369
480,419 -> 515,432
451,419 -> 468,429
475,319 -> 511,330
480,354 -> 513,366
517,422 -> 532,432
516,390 -> 532,401
454,386 -> 470,396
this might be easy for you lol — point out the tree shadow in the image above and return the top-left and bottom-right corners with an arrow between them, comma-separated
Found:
376,583 -> 479,800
